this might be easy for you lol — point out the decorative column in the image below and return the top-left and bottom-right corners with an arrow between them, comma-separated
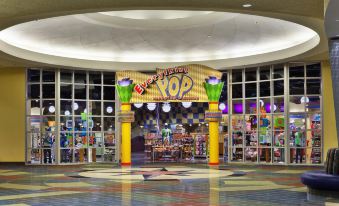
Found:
204,76 -> 224,166
116,78 -> 135,166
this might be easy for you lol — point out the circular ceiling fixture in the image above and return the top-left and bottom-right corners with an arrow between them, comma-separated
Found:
64,110 -> 71,116
106,106 -> 113,113
182,102 -> 192,108
147,103 -> 156,111
48,106 -> 55,113
73,103 -> 79,111
0,10 -> 320,70
162,103 -> 171,113
219,103 -> 226,110
134,103 -> 143,108
300,96 -> 310,103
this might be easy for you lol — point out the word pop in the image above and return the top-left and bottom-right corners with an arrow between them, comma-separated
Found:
155,74 -> 193,100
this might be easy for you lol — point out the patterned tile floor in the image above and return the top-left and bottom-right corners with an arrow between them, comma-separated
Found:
0,163 -> 338,206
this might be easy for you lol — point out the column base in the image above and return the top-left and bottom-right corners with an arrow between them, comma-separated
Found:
208,162 -> 219,166
121,162 -> 131,166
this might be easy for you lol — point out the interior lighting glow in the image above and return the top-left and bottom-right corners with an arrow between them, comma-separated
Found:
48,106 -> 55,113
219,103 -> 226,110
147,103 -> 156,111
162,103 -> 171,113
134,103 -> 143,108
242,4 -> 252,8
182,102 -> 192,108
106,106 -> 113,113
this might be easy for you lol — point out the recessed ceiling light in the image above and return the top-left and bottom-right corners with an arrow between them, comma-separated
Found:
207,35 -> 212,38
243,4 -> 252,8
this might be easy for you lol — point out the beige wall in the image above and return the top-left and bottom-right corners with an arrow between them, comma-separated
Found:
322,61 -> 338,157
0,68 -> 25,162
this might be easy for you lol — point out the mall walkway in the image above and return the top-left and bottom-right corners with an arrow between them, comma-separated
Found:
0,164 -> 337,206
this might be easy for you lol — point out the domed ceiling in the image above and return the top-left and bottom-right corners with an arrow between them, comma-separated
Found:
0,10 -> 319,70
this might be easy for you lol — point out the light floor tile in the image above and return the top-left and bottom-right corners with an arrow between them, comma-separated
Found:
0,172 -> 29,176
0,183 -> 49,190
273,170 -> 306,174
211,184 -> 292,192
39,174 -> 65,177
326,203 -> 339,206
224,180 -> 277,186
45,182 -> 93,188
284,187 -> 307,192
0,191 -> 82,200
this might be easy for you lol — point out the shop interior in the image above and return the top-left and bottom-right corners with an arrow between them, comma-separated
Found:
131,102 -> 226,164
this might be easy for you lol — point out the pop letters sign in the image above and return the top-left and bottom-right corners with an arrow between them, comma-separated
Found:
116,64 -> 222,103
134,67 -> 197,101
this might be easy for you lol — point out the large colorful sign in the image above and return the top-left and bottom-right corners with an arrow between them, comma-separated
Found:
116,64 -> 222,103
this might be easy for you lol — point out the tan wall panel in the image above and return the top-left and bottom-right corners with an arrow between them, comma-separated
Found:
0,68 -> 25,162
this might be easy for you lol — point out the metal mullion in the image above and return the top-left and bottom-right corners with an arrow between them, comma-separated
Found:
242,68 -> 245,163
56,69 -> 60,164
285,63 -> 289,165
257,67 -> 260,164
320,62 -> 324,164
270,65 -> 274,164
72,71 -> 75,163
227,71 -> 231,163
114,73 -> 120,163
25,69 -> 28,164
40,69 -> 43,164
303,63 -> 307,165
101,72 -> 104,162
86,71 -> 89,163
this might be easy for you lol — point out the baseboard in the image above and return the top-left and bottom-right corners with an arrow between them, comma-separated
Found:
0,162 -> 25,166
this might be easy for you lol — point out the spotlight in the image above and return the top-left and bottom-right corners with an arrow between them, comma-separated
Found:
134,103 -> 143,108
106,106 -> 113,114
64,110 -> 70,116
147,103 -> 156,111
48,106 -> 55,113
182,102 -> 192,108
162,103 -> 171,113
73,102 -> 79,110
219,103 -> 226,110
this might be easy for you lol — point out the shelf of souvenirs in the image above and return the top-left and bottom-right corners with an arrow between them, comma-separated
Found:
143,132 -> 209,162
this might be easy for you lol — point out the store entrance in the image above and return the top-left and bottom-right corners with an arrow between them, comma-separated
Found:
131,102 -> 213,164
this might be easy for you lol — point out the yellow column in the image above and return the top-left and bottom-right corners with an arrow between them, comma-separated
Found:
209,102 -> 219,166
121,103 -> 132,166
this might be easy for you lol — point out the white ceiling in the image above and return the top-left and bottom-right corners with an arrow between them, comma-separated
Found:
0,10 -> 319,70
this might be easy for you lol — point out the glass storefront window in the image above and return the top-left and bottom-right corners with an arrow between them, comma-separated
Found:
260,82 -> 270,97
232,100 -> 243,114
28,69 -> 40,82
289,79 -> 304,95
245,68 -> 257,82
232,70 -> 242,83
273,80 -> 284,96
232,84 -> 243,99
227,63 -> 322,165
260,66 -> 270,80
26,69 -> 117,164
28,84 -> 40,99
245,83 -> 257,98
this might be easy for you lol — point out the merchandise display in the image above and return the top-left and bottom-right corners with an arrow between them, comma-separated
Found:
142,123 -> 210,163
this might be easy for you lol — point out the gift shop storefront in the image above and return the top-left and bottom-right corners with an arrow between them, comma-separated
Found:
116,64 -> 225,166
25,62 -> 323,166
